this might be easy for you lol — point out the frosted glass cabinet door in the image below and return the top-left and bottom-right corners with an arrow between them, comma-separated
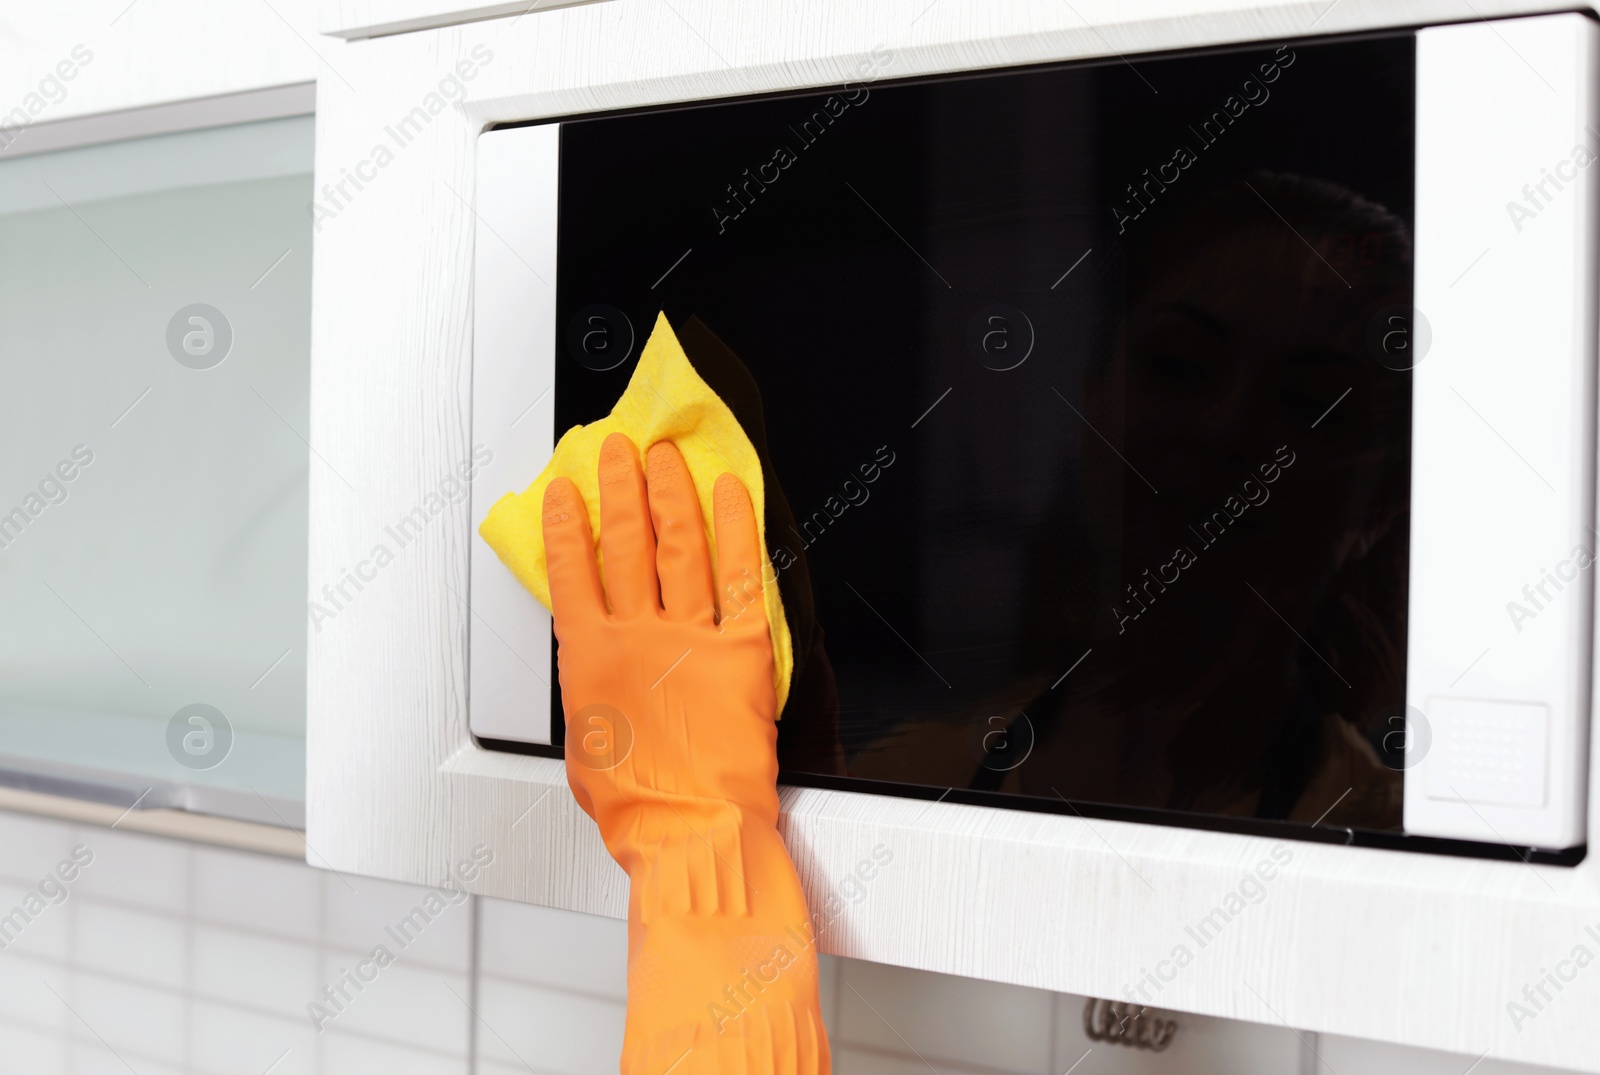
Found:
0,115 -> 313,825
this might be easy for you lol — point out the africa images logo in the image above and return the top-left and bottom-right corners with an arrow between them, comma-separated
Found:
708,46 -> 894,234
1110,46 -> 1295,233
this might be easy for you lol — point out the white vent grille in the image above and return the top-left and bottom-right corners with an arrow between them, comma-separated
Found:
1424,698 -> 1549,809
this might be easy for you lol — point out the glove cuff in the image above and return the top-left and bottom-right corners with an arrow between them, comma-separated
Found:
607,798 -> 772,921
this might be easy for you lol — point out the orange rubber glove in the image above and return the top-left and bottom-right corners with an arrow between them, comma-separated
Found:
543,432 -> 830,1075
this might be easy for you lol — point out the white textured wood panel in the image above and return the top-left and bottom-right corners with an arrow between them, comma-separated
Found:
0,0 -> 327,128
303,1 -> 1600,1070
318,0 -> 605,40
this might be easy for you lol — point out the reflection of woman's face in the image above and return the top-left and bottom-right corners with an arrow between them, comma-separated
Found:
1022,217 -> 1411,817
1109,229 -> 1406,607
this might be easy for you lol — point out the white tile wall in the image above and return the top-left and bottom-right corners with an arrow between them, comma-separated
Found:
471,905 -> 1583,1075
836,957 -> 1058,1075
477,897 -> 627,999
0,808 -> 1587,1075
476,972 -> 627,1073
0,810 -> 470,1075
1313,1034 -> 1582,1075
322,871 -> 474,974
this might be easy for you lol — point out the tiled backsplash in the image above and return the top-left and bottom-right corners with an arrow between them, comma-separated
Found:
0,809 -> 1579,1075
0,811 -> 471,1074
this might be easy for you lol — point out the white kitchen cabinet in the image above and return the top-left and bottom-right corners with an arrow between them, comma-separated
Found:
2,1 -> 1589,1071
0,111 -> 315,823
0,2 -> 329,829
303,2 -> 1600,1070
125,1 -> 1599,1071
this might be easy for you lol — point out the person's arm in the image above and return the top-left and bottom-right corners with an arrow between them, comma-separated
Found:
542,432 -> 830,1075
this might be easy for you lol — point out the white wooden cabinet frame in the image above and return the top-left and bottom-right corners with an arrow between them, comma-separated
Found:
306,2 -> 1600,1068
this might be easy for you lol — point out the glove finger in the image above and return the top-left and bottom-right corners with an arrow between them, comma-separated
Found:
711,473 -> 766,633
645,441 -> 715,623
597,432 -> 661,618
542,477 -> 606,629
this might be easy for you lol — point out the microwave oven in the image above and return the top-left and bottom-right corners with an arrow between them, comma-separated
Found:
467,12 -> 1597,859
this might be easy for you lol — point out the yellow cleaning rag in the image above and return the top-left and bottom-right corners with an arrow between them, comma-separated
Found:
478,312 -> 794,714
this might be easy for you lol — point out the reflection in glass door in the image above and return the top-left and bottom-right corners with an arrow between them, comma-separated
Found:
0,114 -> 313,824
